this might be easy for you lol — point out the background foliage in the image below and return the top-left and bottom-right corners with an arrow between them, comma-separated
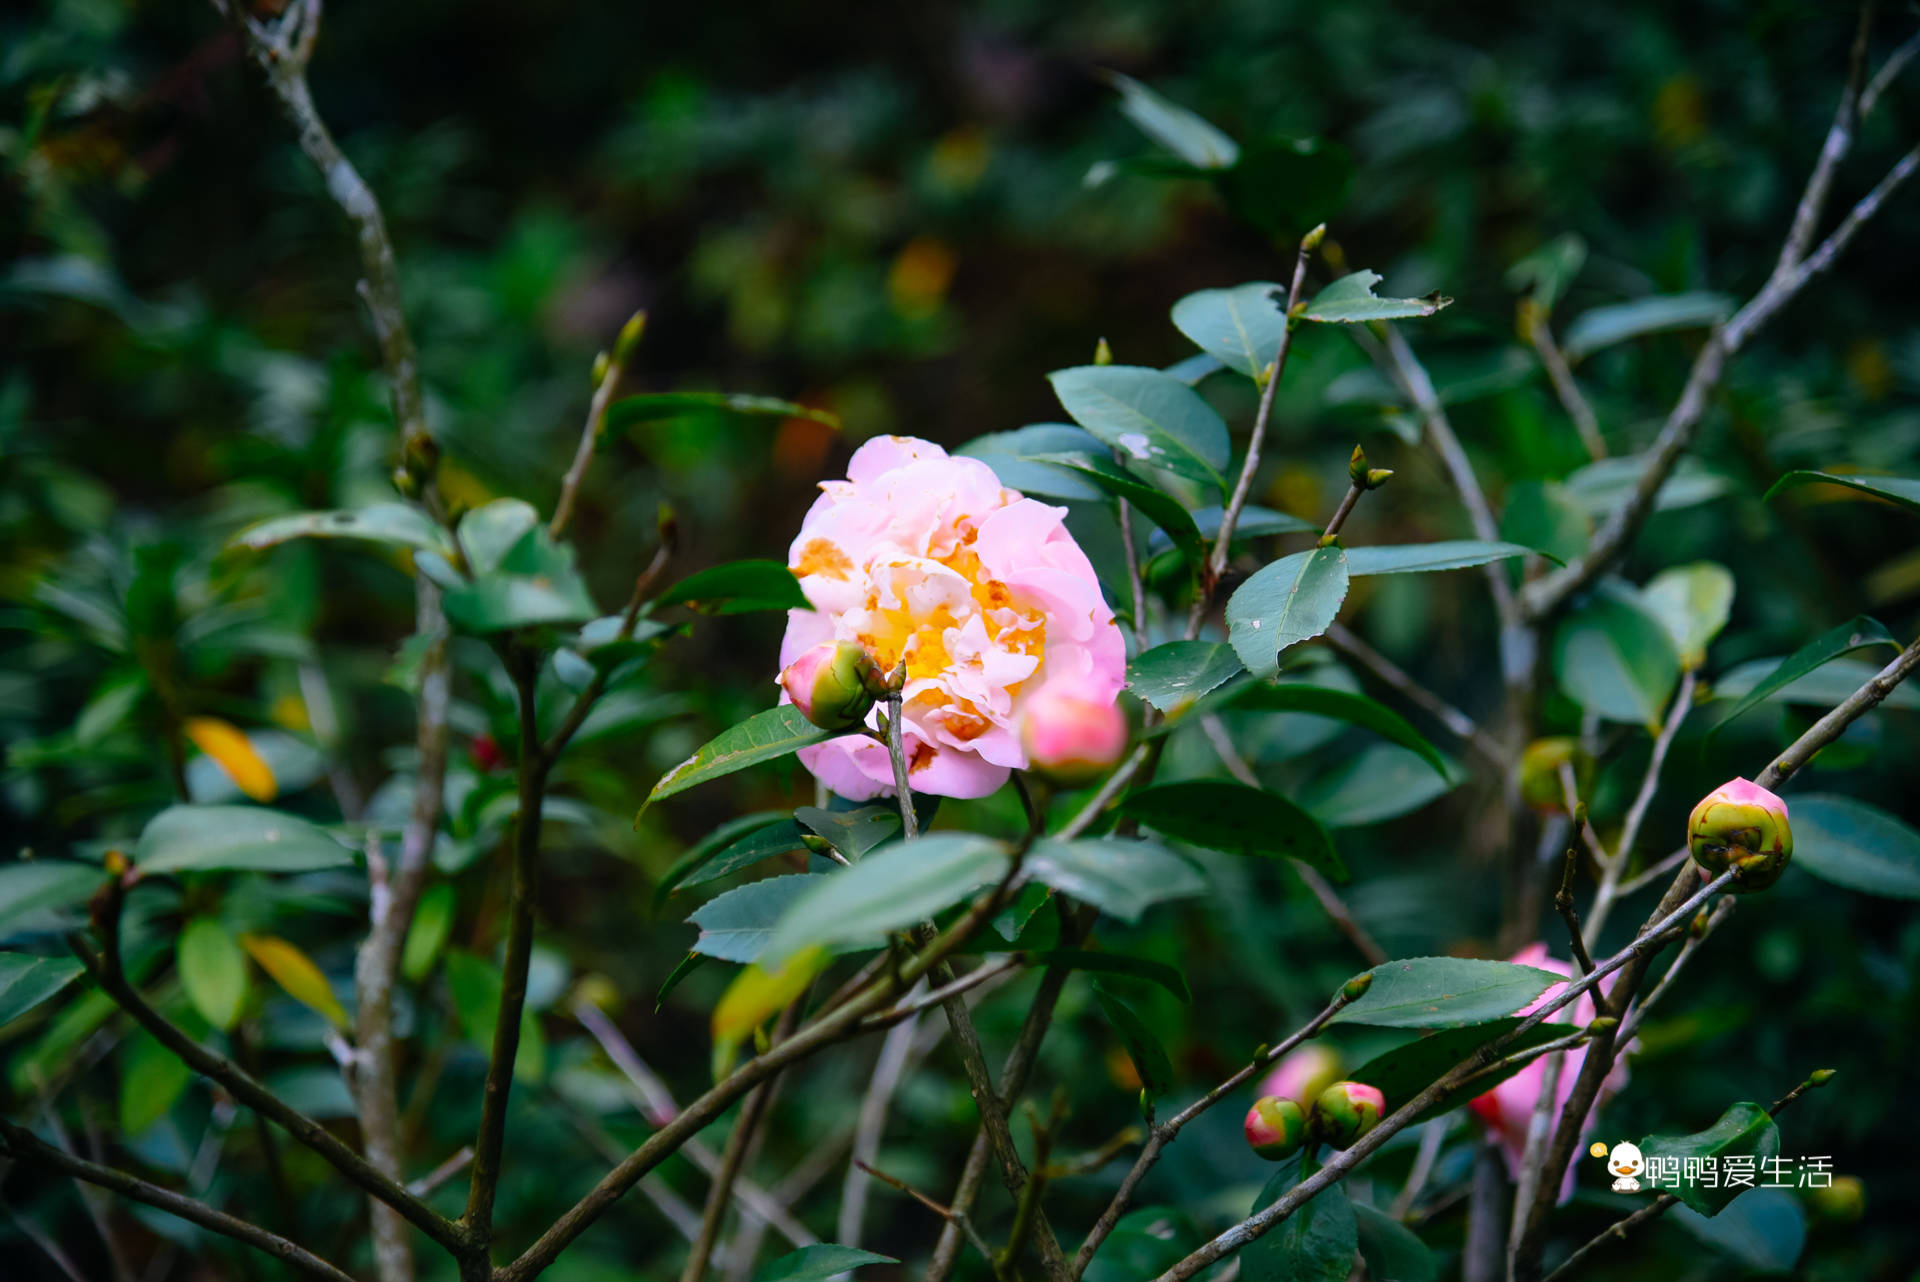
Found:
4,1 -> 1919,1280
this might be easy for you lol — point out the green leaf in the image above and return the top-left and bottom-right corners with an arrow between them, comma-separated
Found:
793,806 -> 901,860
1713,654 -> 1920,713
1343,541 -> 1539,575
1506,233 -> 1587,313
442,522 -> 597,633
136,805 -> 354,876
119,1030 -> 191,1136
1103,72 -> 1240,169
177,917 -> 248,1031
1552,584 -> 1681,726
678,820 -> 811,895
1353,1204 -> 1437,1282
1789,794 -> 1920,899
642,708 -> 831,815
1562,454 -> 1731,517
76,671 -> 148,746
1562,291 -> 1733,361
1500,481 -> 1591,568
0,954 -> 84,1027
652,813 -> 798,908
1764,469 -> 1920,517
1639,1102 -> 1779,1216
1333,958 -> 1567,1029
1024,838 -> 1208,923
1710,617 -> 1898,738
1118,781 -> 1344,880
445,948 -> 545,1083
760,834 -> 1010,964
959,425 -> 1108,501
1349,1018 -> 1570,1121
402,882 -> 457,982
1031,452 -> 1205,562
656,951 -> 706,1010
1673,1188 -> 1806,1271
1303,271 -> 1450,324
457,499 -> 540,574
0,862 -> 104,937
606,392 -> 839,432
1298,744 -> 1464,829
1092,982 -> 1174,1097
1640,562 -> 1734,670
1039,948 -> 1192,1004
1047,365 -> 1231,492
1082,1208 -> 1200,1282
1171,281 -> 1287,377
1225,545 -> 1350,675
656,559 -> 810,615
233,504 -> 453,558
1246,1166 -> 1356,1282
1221,685 -> 1448,779
1127,641 -> 1246,712
752,1244 -> 897,1282
688,876 -> 822,962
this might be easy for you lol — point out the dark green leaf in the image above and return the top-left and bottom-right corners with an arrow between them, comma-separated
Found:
761,834 -> 1010,963
793,806 -> 900,860
1082,1208 -> 1199,1282
177,917 -> 247,1031
656,559 -> 809,614
1221,685 -> 1447,779
1343,541 -> 1538,575
0,862 -> 104,937
656,951 -> 706,1010
442,522 -> 597,633
1789,794 -> 1920,899
1092,982 -> 1174,1097
1118,781 -> 1344,880
606,392 -> 839,432
1673,1188 -> 1805,1271
1639,1102 -> 1779,1216
1039,948 -> 1191,1004
233,504 -> 453,558
1246,1166 -> 1356,1282
458,499 -> 540,574
1024,838 -> 1207,923
0,954 -> 84,1027
1505,234 -> 1587,313
1225,546 -> 1350,675
689,875 -> 822,962
1171,281 -> 1287,377
1127,641 -> 1246,712
1562,291 -> 1733,360
642,708 -> 830,815
1349,1018 -> 1569,1121
667,819 -> 809,900
1047,365 -> 1231,492
1551,583 -> 1681,726
1500,481 -> 1591,568
1353,1204 -> 1437,1282
752,1244 -> 897,1282
1562,455 -> 1730,517
119,1030 -> 191,1136
1766,469 -> 1920,516
1031,452 -> 1205,562
1299,744 -> 1464,828
1333,958 -> 1567,1029
137,805 -> 354,876
1710,617 -> 1897,739
1303,271 -> 1450,324
1103,72 -> 1240,169
1714,654 -> 1920,713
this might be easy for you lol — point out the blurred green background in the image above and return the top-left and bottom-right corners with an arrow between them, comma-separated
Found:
4,0 -> 1919,1279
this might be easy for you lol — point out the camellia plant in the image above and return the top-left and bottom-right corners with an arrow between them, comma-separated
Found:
5,4 -> 1920,1282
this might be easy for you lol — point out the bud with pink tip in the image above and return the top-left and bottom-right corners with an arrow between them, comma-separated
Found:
779,641 -> 885,732
1019,678 -> 1127,784
1308,1081 -> 1385,1150
1243,1095 -> 1308,1160
1687,777 -> 1792,891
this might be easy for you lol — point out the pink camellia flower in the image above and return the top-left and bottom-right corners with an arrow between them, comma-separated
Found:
1467,943 -> 1632,1203
780,435 -> 1125,800
1020,676 -> 1129,783
1255,1043 -> 1344,1110
1688,777 -> 1792,891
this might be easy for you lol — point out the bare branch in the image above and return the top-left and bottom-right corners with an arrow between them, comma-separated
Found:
1325,623 -> 1510,770
1528,314 -> 1607,460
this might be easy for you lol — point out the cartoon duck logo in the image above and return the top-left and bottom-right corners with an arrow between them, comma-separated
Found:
1590,1140 -> 1645,1192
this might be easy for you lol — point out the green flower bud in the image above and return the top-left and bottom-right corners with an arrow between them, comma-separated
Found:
1348,445 -> 1370,486
1308,1080 -> 1386,1150
779,641 -> 883,732
1244,1095 -> 1308,1160
1519,738 -> 1594,813
1808,1175 -> 1864,1223
1340,972 -> 1374,1004
615,309 -> 649,363
1687,777 -> 1792,892
1094,337 -> 1114,366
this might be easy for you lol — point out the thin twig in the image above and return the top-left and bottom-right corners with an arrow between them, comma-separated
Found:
1861,25 -> 1920,117
1325,622 -> 1509,770
838,998 -> 926,1248
551,315 -> 643,540
1553,839 -> 1597,978
855,1159 -> 999,1264
1615,895 -> 1735,1045
678,1003 -> 796,1282
1529,315 -> 1606,460
408,1146 -> 475,1198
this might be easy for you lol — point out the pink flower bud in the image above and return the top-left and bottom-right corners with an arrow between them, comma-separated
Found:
1687,777 -> 1792,891
1308,1081 -> 1385,1150
1019,679 -> 1127,784
1243,1095 -> 1308,1160
779,641 -> 883,732
1255,1044 -> 1343,1109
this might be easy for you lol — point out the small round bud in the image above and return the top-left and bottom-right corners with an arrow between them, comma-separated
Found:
1094,337 -> 1114,366
103,849 -> 130,877
779,642 -> 883,732
1301,223 -> 1328,252
1364,467 -> 1394,489
1019,679 -> 1127,785
799,833 -> 835,856
1309,1081 -> 1386,1150
1244,1095 -> 1308,1160
1340,972 -> 1374,1004
1687,777 -> 1792,892
615,309 -> 649,362
1519,738 -> 1594,813
1347,445 -> 1370,486
1809,1068 -> 1837,1087
1808,1175 -> 1864,1223
1587,1016 -> 1619,1036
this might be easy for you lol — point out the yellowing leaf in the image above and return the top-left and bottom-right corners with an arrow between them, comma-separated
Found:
240,933 -> 347,1029
183,717 -> 277,802
710,945 -> 827,1078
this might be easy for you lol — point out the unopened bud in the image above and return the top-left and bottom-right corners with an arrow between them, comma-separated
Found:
799,833 -> 835,856
1519,738 -> 1594,813
657,502 -> 680,551
1340,972 -> 1374,1003
1019,679 -> 1127,785
1244,1095 -> 1308,1160
1688,777 -> 1792,892
1808,1174 -> 1865,1223
1256,1043 -> 1343,1107
1587,1016 -> 1619,1036
615,309 -> 648,363
1364,468 -> 1394,489
103,849 -> 130,877
392,466 -> 420,499
1309,1081 -> 1386,1150
1809,1068 -> 1837,1087
1347,445 -> 1369,487
591,350 -> 612,388
1094,337 -> 1114,366
1690,907 -> 1712,937
779,641 -> 883,732
1301,223 -> 1328,252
